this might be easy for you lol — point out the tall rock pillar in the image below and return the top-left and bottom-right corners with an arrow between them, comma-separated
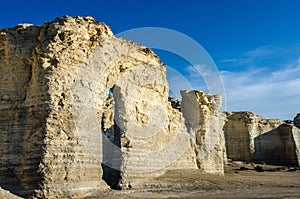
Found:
181,90 -> 226,174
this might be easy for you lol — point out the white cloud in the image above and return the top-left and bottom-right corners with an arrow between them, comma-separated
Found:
166,66 -> 194,99
167,45 -> 300,120
270,58 -> 300,80
167,65 -> 210,99
244,45 -> 277,57
221,58 -> 300,119
186,65 -> 211,78
218,45 -> 300,70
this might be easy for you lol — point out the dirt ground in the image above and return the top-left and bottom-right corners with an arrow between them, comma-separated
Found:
1,161 -> 300,198
89,161 -> 300,199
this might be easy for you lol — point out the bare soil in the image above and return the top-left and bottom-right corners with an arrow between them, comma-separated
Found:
89,161 -> 300,199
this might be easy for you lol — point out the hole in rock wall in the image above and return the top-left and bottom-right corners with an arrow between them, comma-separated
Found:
101,88 -> 122,190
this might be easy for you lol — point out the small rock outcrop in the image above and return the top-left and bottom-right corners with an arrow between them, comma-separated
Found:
223,112 -> 283,162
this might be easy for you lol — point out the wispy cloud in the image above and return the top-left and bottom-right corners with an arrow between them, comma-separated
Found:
244,45 -> 276,57
167,46 -> 300,119
221,57 -> 300,119
186,65 -> 211,78
167,65 -> 208,99
218,45 -> 300,71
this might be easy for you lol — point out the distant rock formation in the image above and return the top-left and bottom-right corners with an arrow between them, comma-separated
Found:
224,112 -> 300,166
254,123 -> 300,166
223,112 -> 283,162
0,16 -> 226,198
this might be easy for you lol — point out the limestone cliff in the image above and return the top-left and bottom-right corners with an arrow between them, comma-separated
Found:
223,112 -> 283,162
2,15 -> 298,199
0,23 -> 47,196
0,16 -> 202,198
0,16 -> 115,198
224,112 -> 300,167
254,123 -> 300,166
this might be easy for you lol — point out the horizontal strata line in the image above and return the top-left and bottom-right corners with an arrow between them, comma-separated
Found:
7,178 -> 43,184
44,185 -> 108,191
42,160 -> 102,165
0,156 -> 42,164
0,103 -> 50,107
0,146 -> 43,149
0,148 -> 44,152
43,178 -> 107,183
15,169 -> 41,174
40,163 -> 102,168
44,153 -> 102,158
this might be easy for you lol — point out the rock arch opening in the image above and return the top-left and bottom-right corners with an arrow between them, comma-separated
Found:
101,87 -> 122,189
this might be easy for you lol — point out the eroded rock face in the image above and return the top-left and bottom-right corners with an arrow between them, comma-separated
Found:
181,90 -> 227,174
254,123 -> 300,166
223,112 -> 283,162
0,16 -> 116,198
0,23 -> 47,196
0,16 -> 201,198
6,14 -> 298,198
6,15 -> 298,198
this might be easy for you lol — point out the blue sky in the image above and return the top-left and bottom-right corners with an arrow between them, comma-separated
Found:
1,0 -> 300,119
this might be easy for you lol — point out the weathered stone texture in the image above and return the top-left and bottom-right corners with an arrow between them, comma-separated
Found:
1,16 -> 116,198
254,123 -> 300,166
7,15 -> 299,198
223,112 -> 283,162
181,90 -> 227,174
0,24 -> 46,196
0,16 -> 207,198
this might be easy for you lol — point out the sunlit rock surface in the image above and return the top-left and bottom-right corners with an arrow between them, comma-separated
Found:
1,15 -> 299,199
1,16 -> 225,198
223,112 -> 283,162
181,90 -> 227,174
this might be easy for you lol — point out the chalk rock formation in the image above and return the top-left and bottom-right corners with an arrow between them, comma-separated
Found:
223,112 -> 283,162
0,16 -> 115,198
0,16 -> 205,198
181,90 -> 227,174
294,113 -> 300,129
254,123 -> 300,166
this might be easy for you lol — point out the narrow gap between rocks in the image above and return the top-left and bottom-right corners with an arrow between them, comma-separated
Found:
101,88 -> 122,190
